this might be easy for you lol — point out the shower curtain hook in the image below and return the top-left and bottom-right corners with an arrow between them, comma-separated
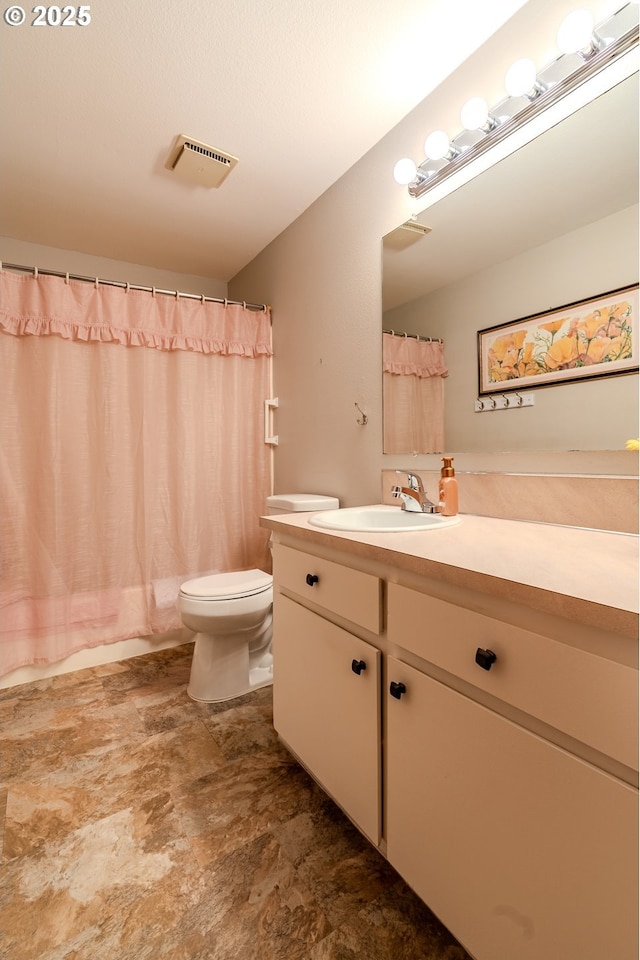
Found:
33,266 -> 38,279
200,293 -> 205,304
152,287 -> 156,297
243,301 -> 246,310
125,282 -> 130,293
224,298 -> 228,308
94,276 -> 99,289
65,272 -> 70,284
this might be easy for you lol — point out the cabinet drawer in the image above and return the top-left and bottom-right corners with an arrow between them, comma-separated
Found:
273,543 -> 382,634
273,594 -> 381,843
387,582 -> 638,770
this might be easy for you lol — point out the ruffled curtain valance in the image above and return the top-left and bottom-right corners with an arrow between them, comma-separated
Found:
0,271 -> 272,356
383,332 -> 447,378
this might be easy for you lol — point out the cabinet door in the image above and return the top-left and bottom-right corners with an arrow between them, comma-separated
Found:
273,594 -> 381,843
386,657 -> 638,960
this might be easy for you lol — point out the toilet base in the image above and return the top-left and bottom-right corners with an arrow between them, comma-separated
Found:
186,631 -> 273,703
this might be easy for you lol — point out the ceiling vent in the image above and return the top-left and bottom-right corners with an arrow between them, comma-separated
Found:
166,134 -> 238,188
384,220 -> 432,251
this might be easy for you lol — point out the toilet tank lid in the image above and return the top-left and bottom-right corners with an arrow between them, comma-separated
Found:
180,569 -> 272,599
266,494 -> 340,512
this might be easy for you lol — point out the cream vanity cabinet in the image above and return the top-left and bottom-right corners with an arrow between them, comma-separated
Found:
272,543 -> 383,844
271,540 -> 638,960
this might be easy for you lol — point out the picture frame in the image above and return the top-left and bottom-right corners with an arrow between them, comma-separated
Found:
477,283 -> 639,395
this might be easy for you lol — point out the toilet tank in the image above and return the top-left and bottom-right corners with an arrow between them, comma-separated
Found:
266,494 -> 339,515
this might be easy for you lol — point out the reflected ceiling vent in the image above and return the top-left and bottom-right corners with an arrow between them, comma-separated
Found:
384,220 -> 432,251
165,134 -> 238,188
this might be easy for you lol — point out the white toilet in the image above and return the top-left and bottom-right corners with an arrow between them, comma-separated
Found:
178,493 -> 339,702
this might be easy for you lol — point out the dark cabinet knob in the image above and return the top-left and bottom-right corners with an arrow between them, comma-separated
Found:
351,659 -> 367,675
389,681 -> 407,700
475,647 -> 497,671
305,573 -> 319,586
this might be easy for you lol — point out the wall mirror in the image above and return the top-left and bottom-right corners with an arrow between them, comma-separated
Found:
382,72 -> 639,454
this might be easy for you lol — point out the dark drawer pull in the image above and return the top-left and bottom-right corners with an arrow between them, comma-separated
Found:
475,648 -> 497,671
305,573 -> 319,587
351,659 -> 366,675
389,681 -> 406,700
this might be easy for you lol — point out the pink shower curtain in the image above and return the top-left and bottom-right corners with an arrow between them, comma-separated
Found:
0,271 -> 272,674
383,332 -> 447,454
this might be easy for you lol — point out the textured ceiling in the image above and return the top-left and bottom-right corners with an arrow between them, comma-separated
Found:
0,0 -> 527,280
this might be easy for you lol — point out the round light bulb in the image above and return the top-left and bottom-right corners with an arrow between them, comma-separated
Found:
504,58 -> 537,98
393,157 -> 417,185
556,9 -> 595,54
424,130 -> 451,161
460,96 -> 490,131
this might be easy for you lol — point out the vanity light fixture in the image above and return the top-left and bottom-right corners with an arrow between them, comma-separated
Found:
556,9 -> 600,57
424,130 -> 460,161
504,57 -> 546,98
460,96 -> 498,132
394,2 -> 639,199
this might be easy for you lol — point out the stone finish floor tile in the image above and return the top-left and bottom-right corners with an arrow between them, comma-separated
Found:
0,645 -> 471,959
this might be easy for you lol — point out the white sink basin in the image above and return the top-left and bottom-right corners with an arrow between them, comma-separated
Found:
308,504 -> 462,533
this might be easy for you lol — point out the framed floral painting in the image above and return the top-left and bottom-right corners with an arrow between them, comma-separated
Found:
477,283 -> 639,395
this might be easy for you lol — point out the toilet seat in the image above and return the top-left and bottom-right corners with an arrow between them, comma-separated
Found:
180,569 -> 272,601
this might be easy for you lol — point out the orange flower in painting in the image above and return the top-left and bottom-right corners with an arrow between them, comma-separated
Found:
539,318 -> 566,335
545,335 -> 579,370
491,330 -> 527,362
514,346 -> 539,377
584,336 -> 612,363
578,311 -> 604,341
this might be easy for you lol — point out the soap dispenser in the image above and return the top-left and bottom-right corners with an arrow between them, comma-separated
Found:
439,456 -> 458,516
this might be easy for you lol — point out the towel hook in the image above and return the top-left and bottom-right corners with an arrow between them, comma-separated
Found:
355,402 -> 368,425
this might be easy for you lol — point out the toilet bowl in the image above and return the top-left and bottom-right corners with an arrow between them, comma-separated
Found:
179,493 -> 339,703
179,569 -> 274,702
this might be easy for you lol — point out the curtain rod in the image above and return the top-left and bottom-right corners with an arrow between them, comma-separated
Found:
0,261 -> 270,313
383,328 -> 443,344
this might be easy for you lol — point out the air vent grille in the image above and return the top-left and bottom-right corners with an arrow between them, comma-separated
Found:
184,142 -> 232,166
166,134 -> 239,188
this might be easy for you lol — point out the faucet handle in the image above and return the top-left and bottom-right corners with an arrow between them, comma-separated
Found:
395,470 -> 424,493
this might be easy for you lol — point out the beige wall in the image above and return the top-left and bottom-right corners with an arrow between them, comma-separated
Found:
0,236 -> 228,299
384,205 -> 639,454
229,0 -> 640,503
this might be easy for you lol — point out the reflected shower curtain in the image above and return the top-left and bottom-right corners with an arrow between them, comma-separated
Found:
383,332 -> 447,454
0,271 -> 272,674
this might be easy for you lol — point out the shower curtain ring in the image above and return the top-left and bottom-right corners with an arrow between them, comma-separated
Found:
34,266 -> 38,278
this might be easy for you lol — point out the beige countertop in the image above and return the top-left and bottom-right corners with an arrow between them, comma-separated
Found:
261,510 -> 639,640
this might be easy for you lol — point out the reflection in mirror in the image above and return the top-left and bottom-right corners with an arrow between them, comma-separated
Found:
382,74 -> 639,455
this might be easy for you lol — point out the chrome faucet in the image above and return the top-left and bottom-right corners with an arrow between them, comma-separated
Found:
392,471 -> 441,513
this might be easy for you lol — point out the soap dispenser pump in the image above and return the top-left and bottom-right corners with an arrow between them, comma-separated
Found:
439,456 -> 458,517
